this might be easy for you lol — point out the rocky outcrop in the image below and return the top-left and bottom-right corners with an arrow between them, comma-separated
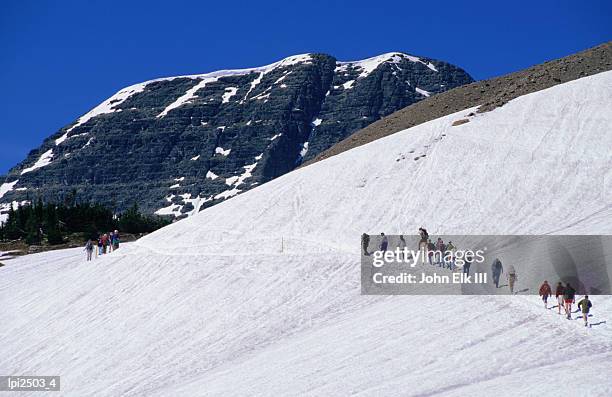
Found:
0,52 -> 473,219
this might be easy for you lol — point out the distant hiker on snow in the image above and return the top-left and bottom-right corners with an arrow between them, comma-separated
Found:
398,235 -> 408,260
555,281 -> 565,314
398,235 -> 407,249
379,233 -> 388,253
435,238 -> 445,267
539,280 -> 552,308
427,239 -> 435,265
445,240 -> 456,270
577,295 -> 593,327
361,233 -> 370,256
102,233 -> 109,254
84,239 -> 94,261
491,258 -> 503,288
108,231 -> 114,253
507,265 -> 517,294
418,227 -> 429,250
112,230 -> 120,250
563,282 -> 576,319
463,253 -> 473,276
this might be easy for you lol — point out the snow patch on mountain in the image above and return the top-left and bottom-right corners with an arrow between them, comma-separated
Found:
221,87 -> 238,103
274,71 -> 292,84
225,158 -> 259,188
206,170 -> 219,180
215,147 -> 231,156
336,52 -> 439,79
21,149 -> 54,174
299,142 -> 309,158
0,180 -> 18,199
56,83 -> 147,145
157,77 -> 219,118
342,80 -> 355,89
154,203 -> 182,217
415,87 -> 431,97
0,200 -> 29,224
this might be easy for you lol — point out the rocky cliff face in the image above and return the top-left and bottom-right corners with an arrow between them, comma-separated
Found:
0,52 -> 472,219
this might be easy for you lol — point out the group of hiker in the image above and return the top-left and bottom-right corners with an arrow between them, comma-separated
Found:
362,228 -> 600,328
84,230 -> 120,261
539,280 -> 593,326
490,257 -> 519,293
362,229 -> 469,272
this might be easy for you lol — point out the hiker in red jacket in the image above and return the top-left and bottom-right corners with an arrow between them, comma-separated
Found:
539,280 -> 552,309
101,233 -> 108,254
555,281 -> 565,314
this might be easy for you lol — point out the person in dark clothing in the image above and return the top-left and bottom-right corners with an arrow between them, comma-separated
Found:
463,254 -> 472,276
555,282 -> 565,314
563,283 -> 576,319
426,239 -> 435,265
418,227 -> 429,243
361,233 -> 370,256
491,258 -> 503,288
102,233 -> 109,254
539,280 -> 552,309
112,230 -> 120,250
84,239 -> 94,261
577,295 -> 593,327
435,238 -> 445,267
379,233 -> 388,253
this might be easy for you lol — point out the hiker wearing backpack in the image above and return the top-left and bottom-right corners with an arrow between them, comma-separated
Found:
398,235 -> 408,260
446,241 -> 456,270
102,233 -> 109,254
563,283 -> 576,319
463,253 -> 473,276
555,281 -> 565,314
507,265 -> 518,294
361,233 -> 370,256
577,295 -> 593,327
427,239 -> 436,265
491,258 -> 503,288
84,239 -> 94,261
113,230 -> 120,250
539,280 -> 552,308
379,233 -> 388,253
97,236 -> 103,256
418,227 -> 429,249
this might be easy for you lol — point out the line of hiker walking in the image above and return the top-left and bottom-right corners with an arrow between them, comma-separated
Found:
362,231 -> 599,326
84,230 -> 121,261
409,228 -> 463,271
539,280 -> 593,327
361,228 -> 471,274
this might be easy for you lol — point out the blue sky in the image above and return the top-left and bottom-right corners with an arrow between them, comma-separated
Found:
1,0 -> 610,174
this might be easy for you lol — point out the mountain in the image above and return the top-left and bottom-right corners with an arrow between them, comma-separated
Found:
0,52 -> 472,220
1,70 -> 612,396
308,41 -> 612,163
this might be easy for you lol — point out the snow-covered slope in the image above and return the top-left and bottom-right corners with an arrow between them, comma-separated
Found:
1,72 -> 611,396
